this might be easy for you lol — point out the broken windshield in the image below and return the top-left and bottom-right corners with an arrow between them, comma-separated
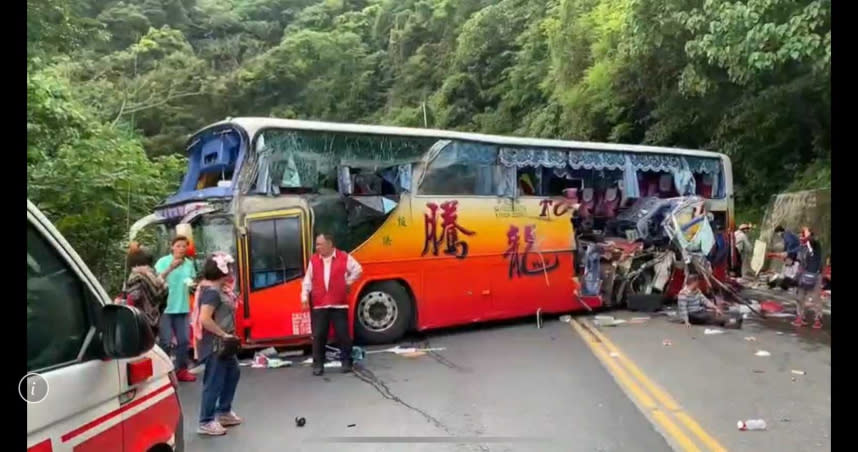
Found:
252,129 -> 436,193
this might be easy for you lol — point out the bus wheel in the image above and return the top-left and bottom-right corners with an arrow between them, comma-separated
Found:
355,281 -> 412,345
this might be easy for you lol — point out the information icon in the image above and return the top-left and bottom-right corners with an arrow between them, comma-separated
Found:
19,373 -> 49,404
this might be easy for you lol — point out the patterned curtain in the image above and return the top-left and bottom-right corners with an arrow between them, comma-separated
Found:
499,148 -> 567,168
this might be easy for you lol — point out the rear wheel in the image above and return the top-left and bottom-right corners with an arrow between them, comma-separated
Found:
354,281 -> 412,345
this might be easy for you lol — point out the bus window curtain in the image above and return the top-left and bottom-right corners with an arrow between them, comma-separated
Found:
622,155 -> 640,198
673,157 -> 696,196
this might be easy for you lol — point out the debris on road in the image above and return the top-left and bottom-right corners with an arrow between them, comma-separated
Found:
628,316 -> 651,324
259,346 -> 278,357
791,370 -> 806,375
760,301 -> 785,314
295,417 -> 306,427
755,350 -> 771,357
347,424 -> 356,428
560,315 -> 572,323
594,315 -> 626,327
401,351 -> 427,358
609,352 -> 620,358
251,352 -> 293,368
536,308 -> 543,329
776,331 -> 785,335
752,369 -> 765,373
744,336 -> 757,341
366,345 -> 447,355
662,339 -> 673,347
704,328 -> 725,335
738,419 -> 767,431
324,361 -> 342,369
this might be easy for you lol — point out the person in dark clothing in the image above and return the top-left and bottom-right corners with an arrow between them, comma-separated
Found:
708,224 -> 730,282
793,227 -> 824,329
767,256 -> 799,290
774,225 -> 801,261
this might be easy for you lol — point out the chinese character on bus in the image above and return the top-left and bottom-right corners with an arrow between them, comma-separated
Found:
422,201 -> 475,259
539,191 -> 578,218
502,224 -> 560,279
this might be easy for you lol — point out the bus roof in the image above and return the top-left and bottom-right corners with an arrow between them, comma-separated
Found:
196,117 -> 726,160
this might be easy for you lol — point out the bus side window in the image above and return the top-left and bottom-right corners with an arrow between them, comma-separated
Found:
248,217 -> 305,291
420,141 -> 498,196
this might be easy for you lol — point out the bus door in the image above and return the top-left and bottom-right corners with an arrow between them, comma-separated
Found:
240,208 -> 312,342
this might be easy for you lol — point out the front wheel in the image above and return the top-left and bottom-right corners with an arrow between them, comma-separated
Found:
354,281 -> 413,345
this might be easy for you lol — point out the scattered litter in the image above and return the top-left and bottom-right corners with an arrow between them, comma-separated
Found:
366,346 -> 447,355
752,369 -> 765,373
776,332 -> 784,336
347,424 -> 356,428
609,352 -> 620,358
629,316 -> 651,324
251,353 -> 293,369
401,351 -> 427,358
324,361 -> 342,369
560,315 -> 572,323
295,417 -> 306,428
301,358 -> 313,366
259,347 -> 278,357
755,350 -> 771,357
662,339 -> 673,347
594,315 -> 627,327
791,370 -> 806,375
737,419 -> 767,431
239,360 -> 253,367
744,336 -> 757,342
277,350 -> 304,358
760,301 -> 784,314
704,328 -> 725,335
536,308 -> 543,329
765,313 -> 795,318
780,418 -> 791,423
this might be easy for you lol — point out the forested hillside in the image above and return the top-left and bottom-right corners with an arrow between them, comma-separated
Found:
27,0 -> 830,289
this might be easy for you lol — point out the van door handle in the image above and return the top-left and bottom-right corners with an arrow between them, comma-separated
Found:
119,388 -> 137,406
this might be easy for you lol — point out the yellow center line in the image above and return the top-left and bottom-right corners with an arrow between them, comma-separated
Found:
570,319 -> 702,452
579,319 -> 729,452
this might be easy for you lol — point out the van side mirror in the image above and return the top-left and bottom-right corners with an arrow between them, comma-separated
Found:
101,304 -> 155,359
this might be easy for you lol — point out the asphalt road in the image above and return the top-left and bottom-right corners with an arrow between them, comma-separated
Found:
177,319 -> 672,452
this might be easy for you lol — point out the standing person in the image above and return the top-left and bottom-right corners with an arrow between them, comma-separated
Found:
155,235 -> 197,382
793,227 -> 824,329
196,253 -> 243,436
733,224 -> 753,277
124,242 -> 167,336
774,225 -> 801,261
301,233 -> 363,376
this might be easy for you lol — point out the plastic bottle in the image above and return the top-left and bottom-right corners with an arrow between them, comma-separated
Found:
737,419 -> 767,431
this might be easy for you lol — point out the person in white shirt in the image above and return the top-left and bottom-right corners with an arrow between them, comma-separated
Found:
768,256 -> 799,290
301,233 -> 363,375
733,224 -> 753,277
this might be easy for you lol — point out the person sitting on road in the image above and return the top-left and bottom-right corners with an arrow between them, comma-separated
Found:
678,274 -> 740,328
768,255 -> 799,291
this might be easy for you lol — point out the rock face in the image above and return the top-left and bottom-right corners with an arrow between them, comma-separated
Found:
758,188 -> 831,272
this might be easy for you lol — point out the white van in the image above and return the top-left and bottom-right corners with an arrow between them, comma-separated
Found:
27,200 -> 184,452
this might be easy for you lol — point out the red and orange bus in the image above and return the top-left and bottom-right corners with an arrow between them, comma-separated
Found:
130,117 -> 734,348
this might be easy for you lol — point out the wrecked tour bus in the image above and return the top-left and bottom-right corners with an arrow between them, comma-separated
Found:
130,117 -> 734,348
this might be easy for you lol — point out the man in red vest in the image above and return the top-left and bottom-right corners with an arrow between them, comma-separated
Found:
301,233 -> 363,376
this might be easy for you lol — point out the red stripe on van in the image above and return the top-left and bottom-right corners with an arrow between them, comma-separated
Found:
28,439 -> 52,452
61,384 -> 172,443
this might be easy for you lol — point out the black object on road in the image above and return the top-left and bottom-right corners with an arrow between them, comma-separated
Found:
295,417 -> 306,427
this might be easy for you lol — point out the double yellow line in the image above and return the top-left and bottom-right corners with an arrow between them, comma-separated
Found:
570,318 -> 728,452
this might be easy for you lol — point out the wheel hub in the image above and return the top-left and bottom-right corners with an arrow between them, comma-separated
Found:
358,291 -> 398,332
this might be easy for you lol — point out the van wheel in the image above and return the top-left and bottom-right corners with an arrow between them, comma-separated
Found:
354,281 -> 412,345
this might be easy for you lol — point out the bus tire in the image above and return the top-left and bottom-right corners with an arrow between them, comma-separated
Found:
354,281 -> 413,345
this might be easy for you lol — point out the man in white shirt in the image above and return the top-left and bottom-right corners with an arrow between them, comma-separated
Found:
301,233 -> 363,375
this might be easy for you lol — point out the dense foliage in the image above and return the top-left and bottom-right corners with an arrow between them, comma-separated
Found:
28,0 -> 830,289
